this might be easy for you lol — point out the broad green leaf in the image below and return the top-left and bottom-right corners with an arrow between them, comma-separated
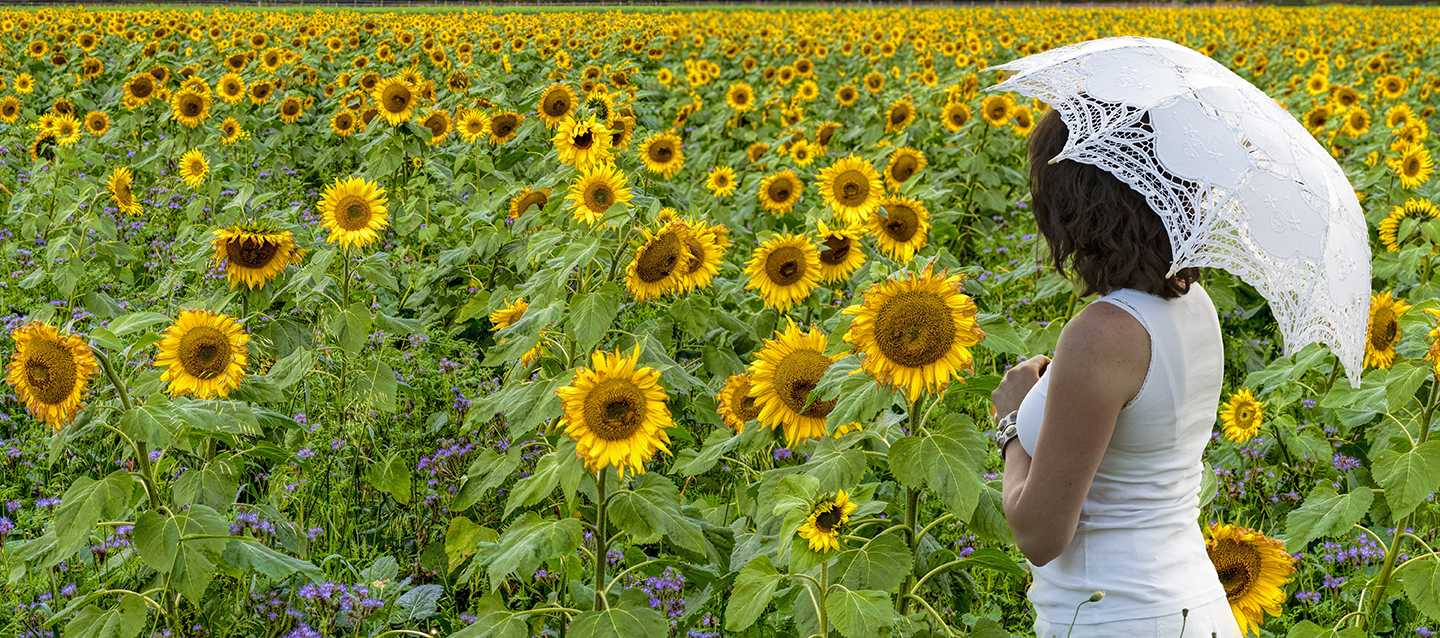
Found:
1285,620 -> 1368,638
977,314 -> 1031,355
119,395 -> 175,448
831,533 -> 912,592
1372,440 -> 1440,521
771,474 -> 820,517
392,584 -> 444,622
172,455 -> 239,512
1399,557 -> 1440,623
607,484 -> 669,544
725,555 -> 786,632
454,447 -> 523,511
365,452 -> 413,505
171,504 -> 229,606
449,592 -> 527,638
958,547 -> 1027,578
1284,483 -> 1374,553
221,539 -> 323,582
800,440 -> 866,495
1320,367 -> 1387,412
477,512 -> 582,592
669,427 -> 740,477
359,556 -> 400,585
133,511 -> 181,573
334,302 -> 372,356
54,471 -> 134,558
813,354 -> 901,430
351,359 -> 398,412
1244,344 -> 1330,394
1386,361 -> 1431,411
889,414 -> 987,523
611,475 -> 706,555
107,312 -> 171,337
825,587 -> 893,638
504,451 -> 561,517
444,517 -> 495,574
264,347 -> 315,389
567,283 -> 623,354
968,481 -> 1015,545
64,593 -> 148,638
376,311 -> 425,336
567,589 -> 668,638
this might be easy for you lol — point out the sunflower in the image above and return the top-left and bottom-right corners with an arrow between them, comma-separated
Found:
835,85 -> 859,107
884,147 -> 927,191
744,233 -> 821,312
537,83 -> 578,128
457,108 -> 489,143
727,82 -> 755,112
1204,522 -> 1297,638
842,265 -> 983,403
51,115 -> 81,146
1218,388 -> 1265,443
608,115 -> 636,151
489,299 -> 546,366
625,222 -> 693,301
154,310 -> 249,400
941,102 -> 971,133
748,142 -> 771,164
675,220 -> 725,293
884,96 -> 916,134
758,170 -> 803,216
1010,105 -> 1036,136
818,155 -> 883,225
1376,74 -> 1408,100
1378,198 -> 1440,252
0,97 -> 18,124
639,132 -> 685,178
981,94 -> 1014,127
1386,103 -> 1416,130
748,320 -> 841,446
123,73 -> 157,107
318,177 -> 389,250
108,166 -> 142,216
797,490 -> 858,553
706,166 -> 738,198
84,111 -> 109,136
331,110 -> 359,137
31,133 -> 58,164
1340,107 -> 1370,138
815,221 -> 866,283
552,114 -> 613,170
1365,291 -> 1411,369
371,77 -> 415,126
5,322 -> 98,430
178,149 -> 208,188
789,139 -> 817,168
1388,144 -> 1434,189
869,196 -> 931,262
567,163 -> 634,226
418,108 -> 452,146
487,111 -> 523,144
863,71 -> 885,93
217,73 -> 246,104
556,346 -> 673,479
1304,73 -> 1328,95
211,225 -> 305,291
717,373 -> 763,433
170,89 -> 211,128
509,187 -> 551,220
219,117 -> 246,145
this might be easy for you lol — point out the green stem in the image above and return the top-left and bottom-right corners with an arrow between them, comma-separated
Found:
338,246 -> 352,404
93,349 -> 163,512
817,561 -> 829,637
594,469 -> 610,610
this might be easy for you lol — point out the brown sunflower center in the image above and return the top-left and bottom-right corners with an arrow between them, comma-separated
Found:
1370,308 -> 1398,351
226,237 -> 280,270
774,349 -> 835,418
492,114 -> 518,137
336,195 -> 374,230
814,503 -> 842,532
177,325 -> 231,380
572,129 -> 594,150
517,192 -> 547,215
834,170 -> 870,206
765,246 -> 807,286
585,183 -> 613,212
820,235 -> 852,266
1236,404 -> 1256,427
881,203 -> 919,242
581,378 -> 646,441
949,108 -> 967,125
986,102 -> 1007,121
381,84 -> 412,113
336,114 -> 355,130
731,378 -> 762,421
1208,539 -> 1261,602
890,106 -> 910,125
1404,156 -> 1421,177
543,91 -> 571,117
179,95 -> 203,117
283,101 -> 300,116
424,115 -> 446,138
891,156 -> 918,182
637,230 -> 685,283
23,338 -> 78,405
649,141 -> 675,163
131,78 -> 154,98
873,290 -> 955,367
767,178 -> 795,204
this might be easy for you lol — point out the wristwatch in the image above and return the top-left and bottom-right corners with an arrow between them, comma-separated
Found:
993,410 -> 1019,460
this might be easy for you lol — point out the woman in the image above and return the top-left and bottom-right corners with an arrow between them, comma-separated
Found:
989,108 -> 1244,638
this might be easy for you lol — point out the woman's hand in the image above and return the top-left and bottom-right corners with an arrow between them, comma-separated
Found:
991,355 -> 1051,419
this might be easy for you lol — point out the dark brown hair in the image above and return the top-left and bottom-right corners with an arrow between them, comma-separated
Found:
1028,108 -> 1198,300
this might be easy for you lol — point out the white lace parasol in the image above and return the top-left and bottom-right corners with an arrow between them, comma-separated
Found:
985,36 -> 1370,389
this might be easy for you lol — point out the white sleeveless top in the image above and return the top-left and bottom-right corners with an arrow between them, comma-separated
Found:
1014,283 -> 1229,624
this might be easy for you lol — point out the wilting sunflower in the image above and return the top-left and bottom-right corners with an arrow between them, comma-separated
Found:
706,166 -> 738,198
717,373 -> 763,433
1204,522 -> 1297,638
884,97 -> 916,134
508,187 -> 551,220
568,164 -> 634,226
537,83 -> 578,128
177,149 -> 208,188
487,111 -> 523,144
981,94 -> 1014,127
457,108 -> 489,143
625,222 -> 693,301
331,110 -> 359,137
84,111 -> 110,136
1378,198 -> 1440,252
842,265 -> 984,403
556,346 -> 673,479
371,77 -> 416,126
748,320 -> 841,446
885,147 -> 927,191
1365,291 -> 1411,369
815,221 -> 866,283
489,299 -> 546,366
797,490 -> 858,553
744,233 -> 821,312
1218,388 -> 1265,443
5,322 -> 98,430
170,89 -> 211,128
818,155 -> 883,225
759,170 -> 803,215
870,196 -> 931,262
639,132 -> 685,178
552,114 -> 613,170
726,82 -> 755,112
108,166 -> 142,216
1388,144 -> 1434,189
154,310 -> 249,400
211,225 -> 305,290
675,220 -> 725,293
418,108 -> 452,146
318,177 -> 389,250
941,102 -> 971,133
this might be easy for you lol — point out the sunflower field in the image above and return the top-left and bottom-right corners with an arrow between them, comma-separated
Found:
4,4 -> 1440,638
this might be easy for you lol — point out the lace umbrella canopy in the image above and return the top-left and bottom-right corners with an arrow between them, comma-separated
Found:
985,36 -> 1370,389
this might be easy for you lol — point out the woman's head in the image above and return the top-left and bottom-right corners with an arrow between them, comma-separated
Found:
1027,108 -> 1198,299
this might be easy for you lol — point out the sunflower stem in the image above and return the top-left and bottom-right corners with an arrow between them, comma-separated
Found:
594,469 -> 610,611
93,349 -> 163,513
338,246 -> 352,408
817,560 -> 829,637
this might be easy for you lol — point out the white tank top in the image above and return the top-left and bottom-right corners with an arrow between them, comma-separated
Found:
1014,283 -> 1229,624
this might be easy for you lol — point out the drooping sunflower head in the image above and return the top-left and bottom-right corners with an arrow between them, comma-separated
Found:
717,373 -> 763,433
418,108 -> 452,147
556,346 -> 673,480
1377,198 -> 1439,252
1204,522 -> 1297,638
537,83 -> 578,128
318,176 -> 390,250
154,310 -> 250,400
675,221 -> 724,293
758,170 -> 803,215
170,88 -> 211,128
509,187 -> 551,220
625,222 -> 694,301
885,147 -> 927,191
748,320 -> 841,446
869,196 -> 931,262
177,149 -> 208,188
814,220 -> 866,284
706,166 -> 739,198
5,322 -> 98,430
1365,291 -> 1411,369
487,111 -> 523,144
608,115 -> 636,151
490,298 -> 529,331
371,77 -> 415,126
798,490 -> 858,553
211,224 -> 305,291
552,114 -> 613,170
744,233 -> 822,312
842,265 -> 983,403
818,155 -> 883,225
640,132 -> 685,178
108,166 -> 142,216
1219,388 -> 1265,443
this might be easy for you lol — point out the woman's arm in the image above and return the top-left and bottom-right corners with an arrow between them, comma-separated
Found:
996,302 -> 1149,567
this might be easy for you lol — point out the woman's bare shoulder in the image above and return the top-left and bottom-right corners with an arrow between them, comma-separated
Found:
1052,301 -> 1150,399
